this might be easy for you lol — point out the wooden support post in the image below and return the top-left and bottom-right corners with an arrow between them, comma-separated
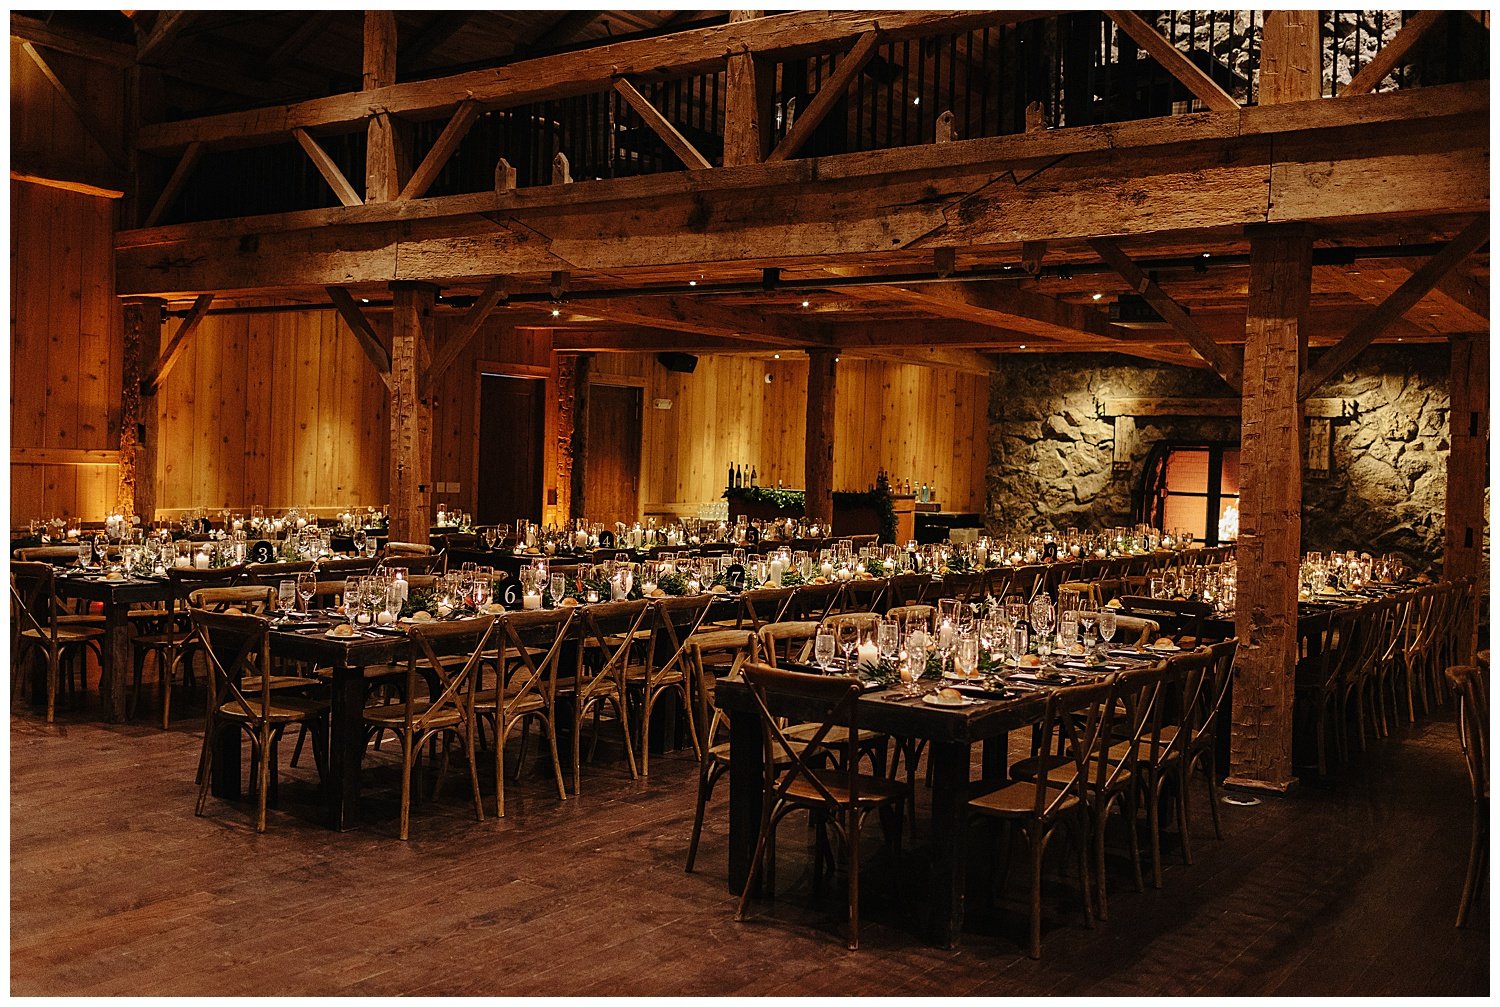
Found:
1229,225 -> 1313,793
1445,333 -> 1488,655
804,349 -> 837,526
364,11 -> 403,203
722,11 -> 770,166
118,298 -> 163,523
388,282 -> 438,542
569,353 -> 593,521
1258,10 -> 1322,105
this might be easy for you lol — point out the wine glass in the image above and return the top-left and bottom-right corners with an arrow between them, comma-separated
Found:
954,634 -> 980,679
1098,609 -> 1118,650
1030,595 -> 1055,658
352,529 -> 368,555
384,583 -> 404,625
814,629 -> 836,671
900,648 -> 925,696
295,571 -> 315,614
549,573 -> 567,607
1078,610 -> 1098,656
877,619 -> 899,663
837,622 -> 859,668
277,578 -> 297,614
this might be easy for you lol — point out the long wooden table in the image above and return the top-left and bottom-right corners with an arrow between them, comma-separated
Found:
53,574 -> 172,723
715,673 -> 1060,948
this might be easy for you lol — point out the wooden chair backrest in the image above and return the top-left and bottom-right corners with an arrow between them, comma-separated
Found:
819,611 -> 881,639
741,661 -> 864,805
1032,675 -> 1117,819
491,607 -> 575,712
1191,638 -> 1239,753
383,553 -> 442,575
401,616 -> 497,732
189,586 -> 276,613
886,572 -> 930,607
11,561 -> 57,642
788,581 -> 842,622
15,546 -> 82,565
1077,610 -> 1157,645
190,609 -> 276,721
756,621 -> 817,668
1445,663 -> 1489,803
885,604 -> 935,631
736,586 -> 796,630
573,599 -> 652,698
839,576 -> 887,614
1099,660 -> 1172,793
384,541 -> 435,557
644,594 -> 714,682
317,557 -> 378,577
244,560 -> 315,585
940,571 -> 985,602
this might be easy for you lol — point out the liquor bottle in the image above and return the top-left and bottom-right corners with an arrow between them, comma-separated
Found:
727,461 -> 734,491
750,466 -> 757,488
734,464 -> 743,489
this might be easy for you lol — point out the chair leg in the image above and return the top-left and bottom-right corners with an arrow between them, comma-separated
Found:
1074,814 -> 1094,929
1457,807 -> 1486,928
735,799 -> 781,923
570,698 -> 585,796
685,760 -> 719,873
615,694 -> 639,780
465,726 -> 485,824
45,649 -> 58,724
494,716 -> 508,818
1028,828 -> 1046,959
639,685 -> 653,778
544,714 -> 568,803
1204,750 -> 1224,841
399,734 -> 414,841
254,727 -> 272,833
846,808 -> 861,950
1094,799 -> 1113,923
290,724 -> 307,768
1126,783 -> 1145,892
1147,779 -> 1164,889
1176,770 -> 1194,866
196,722 -> 218,817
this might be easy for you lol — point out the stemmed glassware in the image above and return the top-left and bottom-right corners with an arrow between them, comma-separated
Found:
838,622 -> 860,668
1078,609 -> 1098,657
277,578 -> 297,614
1030,594 -> 1055,659
1098,609 -> 1118,651
814,628 -> 836,671
296,571 -> 316,614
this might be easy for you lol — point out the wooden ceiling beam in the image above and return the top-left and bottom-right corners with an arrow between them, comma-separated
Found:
549,328 -> 768,353
292,128 -> 363,208
1088,237 -> 1243,389
522,10 -> 603,53
141,294 -> 213,393
399,100 -> 482,201
399,13 -> 473,74
327,286 -> 393,387
421,277 -> 507,395
11,14 -> 136,68
134,11 -> 198,65
135,10 -> 1042,151
1299,214 -> 1490,399
19,42 -> 127,172
767,29 -> 880,162
1104,10 -> 1239,112
1344,11 -> 1445,96
114,83 -> 1489,299
1389,259 -> 1488,324
262,12 -> 333,74
612,79 -> 713,171
555,295 -> 833,348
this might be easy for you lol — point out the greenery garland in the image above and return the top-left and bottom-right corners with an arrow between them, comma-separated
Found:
724,471 -> 898,543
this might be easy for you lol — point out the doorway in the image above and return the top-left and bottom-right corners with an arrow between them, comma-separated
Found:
476,373 -> 544,526
584,382 -> 643,526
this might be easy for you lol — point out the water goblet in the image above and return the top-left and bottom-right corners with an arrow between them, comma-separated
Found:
277,578 -> 297,614
814,629 -> 836,671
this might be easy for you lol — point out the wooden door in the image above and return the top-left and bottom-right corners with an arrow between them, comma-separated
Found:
476,374 -> 544,525
584,383 -> 642,525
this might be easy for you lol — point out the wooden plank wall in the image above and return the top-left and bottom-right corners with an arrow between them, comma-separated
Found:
151,310 -> 389,515
10,38 -> 125,183
591,353 -> 989,520
10,181 -> 122,523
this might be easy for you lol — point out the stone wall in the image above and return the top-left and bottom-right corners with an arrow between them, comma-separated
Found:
986,345 -> 1454,572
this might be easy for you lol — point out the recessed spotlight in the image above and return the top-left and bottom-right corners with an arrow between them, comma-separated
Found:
834,356 -> 840,363
360,298 -> 370,304
1091,293 -> 1103,301
801,300 -> 811,308
912,96 -> 921,106
1201,252 -> 1211,258
1019,344 -> 1027,350
773,353 -> 780,359
689,280 -> 697,286
551,308 -> 561,318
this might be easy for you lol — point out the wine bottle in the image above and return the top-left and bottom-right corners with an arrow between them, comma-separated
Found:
750,466 -> 757,488
727,461 -> 734,491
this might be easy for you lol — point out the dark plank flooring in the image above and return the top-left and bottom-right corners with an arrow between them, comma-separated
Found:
11,681 -> 1488,997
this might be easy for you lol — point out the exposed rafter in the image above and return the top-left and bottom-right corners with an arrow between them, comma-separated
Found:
141,295 -> 214,393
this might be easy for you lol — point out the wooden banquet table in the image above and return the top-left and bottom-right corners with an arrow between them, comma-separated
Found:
53,573 -> 172,723
714,664 -> 1161,949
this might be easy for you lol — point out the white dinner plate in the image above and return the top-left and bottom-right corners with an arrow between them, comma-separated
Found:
922,693 -> 976,707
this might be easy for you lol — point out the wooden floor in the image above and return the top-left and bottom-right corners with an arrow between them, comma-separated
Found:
10,682 -> 1488,997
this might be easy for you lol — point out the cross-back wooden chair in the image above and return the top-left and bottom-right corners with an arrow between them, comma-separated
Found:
316,556 -> 378,578
131,567 -> 242,728
684,628 -> 765,873
970,674 -> 1115,958
363,616 -> 495,839
733,662 -> 908,950
1182,638 -> 1238,845
11,561 -> 103,722
383,540 -> 435,557
1136,648 -> 1217,885
383,553 -> 444,575
191,609 -> 329,833
940,571 -> 986,603
243,560 -> 315,586
788,581 -> 843,623
562,599 -> 649,794
843,574 -> 887,613
885,572 -> 930,608
1445,662 -> 1488,927
631,594 -> 713,775
756,621 -> 817,668
472,607 -> 574,816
